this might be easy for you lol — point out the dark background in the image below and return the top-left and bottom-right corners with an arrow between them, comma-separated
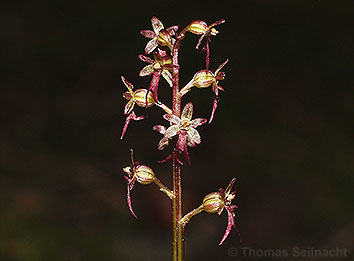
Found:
1,0 -> 353,260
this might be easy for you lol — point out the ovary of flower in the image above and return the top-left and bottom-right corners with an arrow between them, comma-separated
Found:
140,16 -> 179,54
121,76 -> 155,115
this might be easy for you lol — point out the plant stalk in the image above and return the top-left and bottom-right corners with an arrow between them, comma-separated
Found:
171,36 -> 184,261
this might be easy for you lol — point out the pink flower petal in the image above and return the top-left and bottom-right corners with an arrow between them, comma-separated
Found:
165,125 -> 179,139
161,70 -> 173,87
166,25 -> 179,36
157,136 -> 169,150
209,19 -> 226,29
181,102 -> 194,121
187,128 -> 201,146
163,114 -> 182,125
153,125 -> 166,135
124,99 -> 135,115
139,64 -> 154,77
215,59 -> 229,75
121,76 -> 134,92
138,54 -> 154,64
151,16 -> 164,34
189,118 -> 207,128
145,38 -> 158,54
140,30 -> 156,39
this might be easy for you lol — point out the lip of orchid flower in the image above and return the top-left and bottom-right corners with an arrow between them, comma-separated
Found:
218,178 -> 241,245
140,17 -> 179,54
120,111 -> 145,140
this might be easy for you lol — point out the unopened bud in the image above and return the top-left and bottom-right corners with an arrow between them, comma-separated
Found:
135,165 -> 156,185
202,192 -> 225,214
133,89 -> 155,107
188,20 -> 208,35
193,70 -> 215,88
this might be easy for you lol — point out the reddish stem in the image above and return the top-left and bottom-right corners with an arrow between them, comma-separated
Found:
171,28 -> 187,261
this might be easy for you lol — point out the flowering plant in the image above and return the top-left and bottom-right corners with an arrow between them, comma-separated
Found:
120,17 -> 239,260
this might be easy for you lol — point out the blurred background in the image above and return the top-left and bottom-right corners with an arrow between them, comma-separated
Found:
1,0 -> 353,260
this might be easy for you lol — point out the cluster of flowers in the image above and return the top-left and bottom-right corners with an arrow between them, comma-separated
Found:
120,17 -> 239,245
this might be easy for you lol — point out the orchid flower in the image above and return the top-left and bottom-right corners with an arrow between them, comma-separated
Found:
202,178 -> 240,245
140,16 -> 179,54
138,48 -> 174,102
123,149 -> 156,218
154,102 -> 207,164
120,76 -> 154,139
187,19 -> 226,70
191,59 -> 229,123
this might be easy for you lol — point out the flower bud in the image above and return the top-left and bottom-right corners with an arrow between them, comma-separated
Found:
193,70 -> 215,88
202,192 -> 225,214
188,20 -> 208,35
135,165 -> 156,185
133,89 -> 155,107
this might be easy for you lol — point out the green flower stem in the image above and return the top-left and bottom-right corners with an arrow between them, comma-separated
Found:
154,178 -> 174,199
156,102 -> 172,114
179,79 -> 195,97
171,26 -> 189,261
179,205 -> 204,227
